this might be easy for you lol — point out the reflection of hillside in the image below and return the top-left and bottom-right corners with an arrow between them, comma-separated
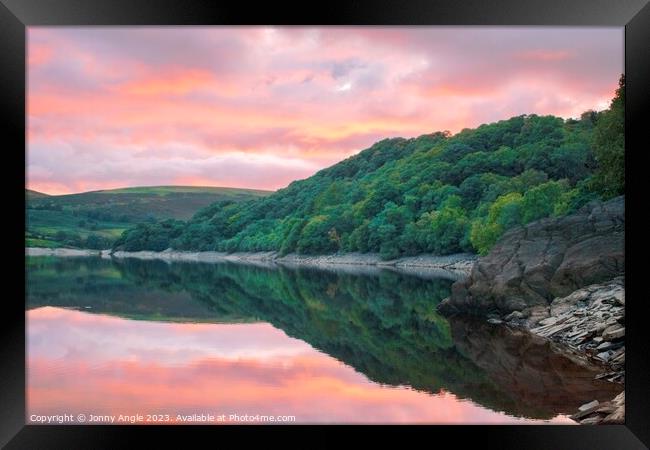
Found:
113,258 -> 474,390
25,257 -> 248,323
27,256 -> 618,420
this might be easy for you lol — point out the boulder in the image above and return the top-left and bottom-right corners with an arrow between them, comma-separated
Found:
602,325 -> 625,341
439,197 -> 624,316
504,310 -> 525,322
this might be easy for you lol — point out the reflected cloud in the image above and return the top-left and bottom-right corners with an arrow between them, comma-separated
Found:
27,307 -> 572,424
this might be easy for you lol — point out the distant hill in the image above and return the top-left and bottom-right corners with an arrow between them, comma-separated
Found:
26,189 -> 49,199
26,185 -> 271,249
30,185 -> 271,220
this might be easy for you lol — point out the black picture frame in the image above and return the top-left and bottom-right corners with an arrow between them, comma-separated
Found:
3,0 -> 649,448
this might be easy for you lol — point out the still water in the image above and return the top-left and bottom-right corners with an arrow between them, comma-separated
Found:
26,256 -> 619,424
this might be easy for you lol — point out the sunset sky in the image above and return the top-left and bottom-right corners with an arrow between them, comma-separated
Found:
27,27 -> 623,195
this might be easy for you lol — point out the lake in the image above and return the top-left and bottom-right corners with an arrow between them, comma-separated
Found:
25,256 -> 620,424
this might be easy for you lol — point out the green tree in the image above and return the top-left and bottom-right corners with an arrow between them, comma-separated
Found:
279,218 -> 306,256
297,215 -> 339,254
85,234 -> 111,250
470,192 -> 523,255
419,196 -> 470,254
521,180 -> 568,224
592,74 -> 624,198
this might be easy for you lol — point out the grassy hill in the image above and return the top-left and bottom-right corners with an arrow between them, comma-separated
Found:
114,76 -> 624,258
26,189 -> 49,199
26,186 -> 271,249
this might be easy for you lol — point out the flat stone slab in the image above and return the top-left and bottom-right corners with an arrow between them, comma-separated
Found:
578,400 -> 600,412
571,400 -> 601,420
596,341 -> 623,351
602,326 -> 625,341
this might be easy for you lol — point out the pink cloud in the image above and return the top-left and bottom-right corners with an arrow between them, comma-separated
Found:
27,27 -> 623,194
115,68 -> 217,96
27,43 -> 53,66
515,49 -> 573,61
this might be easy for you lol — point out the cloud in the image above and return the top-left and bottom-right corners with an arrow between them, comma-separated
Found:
27,139 -> 320,194
335,82 -> 352,92
27,27 -> 623,194
330,58 -> 366,79
514,49 -> 573,61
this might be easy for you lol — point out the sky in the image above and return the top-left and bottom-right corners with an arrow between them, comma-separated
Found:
27,27 -> 623,195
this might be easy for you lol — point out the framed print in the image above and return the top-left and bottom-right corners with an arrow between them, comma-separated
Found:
2,0 -> 649,448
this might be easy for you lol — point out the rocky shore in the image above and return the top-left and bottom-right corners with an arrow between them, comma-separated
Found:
503,277 -> 625,424
26,247 -> 110,258
569,392 -> 625,425
272,252 -> 476,274
523,277 -> 625,375
437,197 -> 625,424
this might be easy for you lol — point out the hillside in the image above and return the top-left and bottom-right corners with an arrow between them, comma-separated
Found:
113,77 -> 624,258
26,189 -> 49,199
26,186 -> 271,249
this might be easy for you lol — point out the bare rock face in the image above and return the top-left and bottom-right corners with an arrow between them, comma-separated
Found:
439,196 -> 624,316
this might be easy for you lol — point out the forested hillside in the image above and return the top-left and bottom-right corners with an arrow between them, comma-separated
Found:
114,76 -> 625,258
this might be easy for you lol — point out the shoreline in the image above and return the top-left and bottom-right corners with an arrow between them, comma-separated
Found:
25,247 -> 477,279
483,277 -> 626,425
26,248 -> 109,258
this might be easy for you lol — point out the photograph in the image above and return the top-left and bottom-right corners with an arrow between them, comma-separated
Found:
24,25 -> 626,426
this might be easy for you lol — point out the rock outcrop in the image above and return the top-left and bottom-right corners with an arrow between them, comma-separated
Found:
438,196 -> 624,316
437,197 -> 626,425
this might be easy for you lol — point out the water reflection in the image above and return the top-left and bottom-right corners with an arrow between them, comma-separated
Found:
26,257 -> 617,424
